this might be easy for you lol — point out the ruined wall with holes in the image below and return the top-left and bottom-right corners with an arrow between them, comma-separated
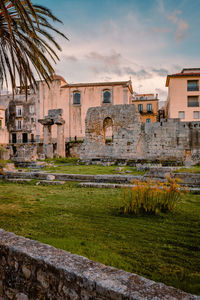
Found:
80,104 -> 200,163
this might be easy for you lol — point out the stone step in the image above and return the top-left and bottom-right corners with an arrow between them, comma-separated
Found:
3,171 -> 200,188
79,182 -> 133,188
79,182 -> 200,193
5,178 -> 65,185
5,171 -> 142,184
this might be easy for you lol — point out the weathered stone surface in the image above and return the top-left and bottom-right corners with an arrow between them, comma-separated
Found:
5,170 -> 200,187
22,265 -> 31,279
46,174 -> 56,181
16,293 -> 29,300
80,105 -> 200,164
0,229 -> 199,300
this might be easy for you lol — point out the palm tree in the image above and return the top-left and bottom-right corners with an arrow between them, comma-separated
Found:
0,0 -> 68,94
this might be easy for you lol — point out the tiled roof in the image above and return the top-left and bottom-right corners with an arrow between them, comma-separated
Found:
166,72 -> 200,86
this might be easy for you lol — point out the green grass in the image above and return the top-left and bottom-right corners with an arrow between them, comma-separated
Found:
38,157 -> 144,175
174,166 -> 200,173
0,181 -> 199,295
42,164 -> 144,175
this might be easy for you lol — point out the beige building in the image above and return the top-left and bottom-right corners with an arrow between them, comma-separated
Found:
131,93 -> 158,123
0,106 -> 9,145
166,68 -> 200,121
2,76 -> 133,144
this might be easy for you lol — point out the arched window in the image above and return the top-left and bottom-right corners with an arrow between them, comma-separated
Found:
103,90 -> 111,103
103,117 -> 113,144
73,91 -> 81,105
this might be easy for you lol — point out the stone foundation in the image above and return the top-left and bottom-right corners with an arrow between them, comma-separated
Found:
0,229 -> 199,300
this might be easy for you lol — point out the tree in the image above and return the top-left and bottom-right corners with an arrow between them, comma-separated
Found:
0,0 -> 68,94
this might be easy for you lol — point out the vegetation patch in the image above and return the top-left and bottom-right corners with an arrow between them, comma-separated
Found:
0,181 -> 199,294
174,166 -> 200,174
120,178 -> 186,215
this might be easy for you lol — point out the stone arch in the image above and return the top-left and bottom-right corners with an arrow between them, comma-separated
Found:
103,117 -> 113,144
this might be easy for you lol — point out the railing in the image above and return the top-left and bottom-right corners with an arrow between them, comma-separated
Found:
188,102 -> 199,107
139,110 -> 154,114
9,139 -> 39,144
187,86 -> 199,91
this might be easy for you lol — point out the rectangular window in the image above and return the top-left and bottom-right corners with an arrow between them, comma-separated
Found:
178,111 -> 185,119
138,104 -> 143,112
16,106 -> 22,116
193,111 -> 200,119
146,118 -> 151,123
147,103 -> 152,113
73,92 -> 81,105
0,119 -> 2,129
12,133 -> 16,143
17,120 -> 22,130
187,80 -> 199,91
187,96 -> 199,107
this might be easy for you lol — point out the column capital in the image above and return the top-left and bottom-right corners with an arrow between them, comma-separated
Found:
38,118 -> 54,126
54,117 -> 65,125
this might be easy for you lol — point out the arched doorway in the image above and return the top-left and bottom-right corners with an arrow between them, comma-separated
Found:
103,117 -> 113,144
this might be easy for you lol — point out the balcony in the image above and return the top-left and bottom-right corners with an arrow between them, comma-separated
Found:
139,110 -> 154,115
187,86 -> 199,91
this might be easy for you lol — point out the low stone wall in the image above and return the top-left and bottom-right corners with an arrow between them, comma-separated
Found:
67,141 -> 83,157
0,229 -> 199,300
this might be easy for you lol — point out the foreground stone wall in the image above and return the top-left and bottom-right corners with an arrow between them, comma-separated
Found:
0,229 -> 199,300
81,105 -> 200,163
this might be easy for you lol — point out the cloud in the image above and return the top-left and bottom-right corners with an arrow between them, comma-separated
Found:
63,55 -> 79,62
168,10 -> 182,24
152,68 -> 169,76
87,51 -> 121,68
123,67 -> 152,80
155,88 -> 168,101
167,10 -> 189,42
175,19 -> 189,42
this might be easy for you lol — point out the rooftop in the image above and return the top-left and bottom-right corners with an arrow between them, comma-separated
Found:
166,68 -> 200,86
61,80 -> 133,93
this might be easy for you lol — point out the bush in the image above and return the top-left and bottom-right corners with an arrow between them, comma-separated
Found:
120,178 -> 186,215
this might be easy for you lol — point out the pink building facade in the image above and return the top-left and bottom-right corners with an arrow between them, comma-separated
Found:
39,77 -> 133,141
0,106 -> 9,145
1,76 -> 133,144
166,68 -> 200,122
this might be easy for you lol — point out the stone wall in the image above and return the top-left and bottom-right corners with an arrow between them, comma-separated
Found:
0,229 -> 199,300
81,105 -> 200,164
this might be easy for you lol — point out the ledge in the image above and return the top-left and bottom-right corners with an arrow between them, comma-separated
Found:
0,229 -> 199,299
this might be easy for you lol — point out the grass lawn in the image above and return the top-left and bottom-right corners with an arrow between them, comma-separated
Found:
0,181 -> 199,295
42,164 -> 144,175
174,166 -> 200,174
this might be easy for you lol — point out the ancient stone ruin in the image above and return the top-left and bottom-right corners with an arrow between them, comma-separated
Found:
81,104 -> 200,164
39,109 -> 65,158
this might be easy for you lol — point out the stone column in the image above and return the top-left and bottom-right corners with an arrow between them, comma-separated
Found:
55,118 -> 65,157
38,118 -> 54,158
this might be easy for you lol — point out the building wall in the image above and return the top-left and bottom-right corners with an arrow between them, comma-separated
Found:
168,77 -> 200,121
132,99 -> 158,122
0,108 -> 9,145
81,105 -> 200,164
39,80 -> 132,141
7,91 -> 39,144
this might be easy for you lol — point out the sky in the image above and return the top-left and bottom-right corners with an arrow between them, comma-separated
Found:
34,0 -> 200,102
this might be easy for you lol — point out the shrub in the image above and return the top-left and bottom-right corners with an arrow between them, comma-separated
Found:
120,178 -> 186,215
